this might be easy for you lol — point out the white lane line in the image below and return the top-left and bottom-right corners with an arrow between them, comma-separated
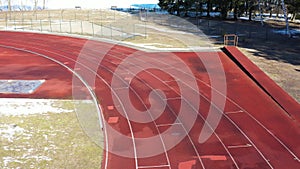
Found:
228,144 -> 252,149
113,86 -> 129,90
94,39 -> 293,168
156,123 -> 182,127
138,164 -> 170,168
294,157 -> 300,162
0,44 -> 111,168
164,97 -> 181,101
225,110 -> 244,115
224,114 -> 274,168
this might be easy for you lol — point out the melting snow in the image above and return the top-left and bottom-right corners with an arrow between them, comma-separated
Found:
0,98 -> 75,116
0,124 -> 24,142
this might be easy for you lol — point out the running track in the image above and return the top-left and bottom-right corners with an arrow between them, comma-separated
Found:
0,31 -> 299,169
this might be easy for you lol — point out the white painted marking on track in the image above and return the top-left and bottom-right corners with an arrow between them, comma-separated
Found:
113,86 -> 129,90
228,144 -> 252,149
156,123 -> 182,127
294,157 -> 300,162
225,110 -> 244,115
164,97 -> 181,101
119,72 -> 131,75
138,164 -> 170,168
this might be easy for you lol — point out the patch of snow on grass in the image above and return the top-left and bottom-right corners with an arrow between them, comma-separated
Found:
0,124 -> 24,142
3,157 -> 24,167
0,98 -> 75,116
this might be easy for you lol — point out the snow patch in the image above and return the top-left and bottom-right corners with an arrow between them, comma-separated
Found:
0,124 -> 24,142
0,98 -> 76,116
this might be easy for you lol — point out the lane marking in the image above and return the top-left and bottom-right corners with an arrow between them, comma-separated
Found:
294,157 -> 300,162
138,164 -> 170,168
113,86 -> 129,90
225,110 -> 244,115
107,106 -> 114,110
107,117 -> 119,124
164,97 -> 181,101
156,123 -> 182,127
119,72 -> 130,75
228,144 -> 252,149
200,155 -> 227,161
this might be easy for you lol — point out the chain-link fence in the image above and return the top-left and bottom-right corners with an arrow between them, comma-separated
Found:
186,17 -> 299,46
146,12 -> 299,46
0,9 -> 298,46
0,9 -> 149,41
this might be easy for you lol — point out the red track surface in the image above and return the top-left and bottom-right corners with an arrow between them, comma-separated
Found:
223,46 -> 300,122
0,31 -> 299,169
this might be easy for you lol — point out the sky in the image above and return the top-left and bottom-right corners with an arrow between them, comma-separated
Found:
47,0 -> 159,9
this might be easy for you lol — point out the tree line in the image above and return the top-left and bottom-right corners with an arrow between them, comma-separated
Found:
158,0 -> 300,21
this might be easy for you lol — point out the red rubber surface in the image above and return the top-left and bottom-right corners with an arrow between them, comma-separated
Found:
224,46 -> 300,122
0,31 -> 299,169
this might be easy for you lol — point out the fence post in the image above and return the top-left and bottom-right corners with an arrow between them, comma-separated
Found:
234,21 -> 238,34
110,24 -> 112,39
144,21 -> 147,39
265,26 -> 268,40
60,19 -> 62,33
81,21 -> 83,34
121,26 -> 123,39
50,20 -> 52,32
40,19 -> 43,32
5,13 -> 8,29
208,19 -> 210,34
69,20 -> 72,33
21,11 -> 24,30
61,10 -> 64,21
49,13 -> 52,32
30,18 -> 33,30
92,22 -> 94,36
14,16 -> 16,30
101,23 -> 103,37
133,24 -> 135,40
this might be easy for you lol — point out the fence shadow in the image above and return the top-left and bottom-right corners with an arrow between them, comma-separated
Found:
185,17 -> 300,66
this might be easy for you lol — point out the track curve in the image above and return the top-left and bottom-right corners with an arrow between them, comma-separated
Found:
0,31 -> 299,169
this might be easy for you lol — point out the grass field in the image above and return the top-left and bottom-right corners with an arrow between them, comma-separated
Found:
0,99 -> 103,169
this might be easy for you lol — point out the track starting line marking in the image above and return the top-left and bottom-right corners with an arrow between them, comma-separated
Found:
164,97 -> 181,101
138,164 -> 170,168
113,86 -> 129,90
227,144 -> 252,149
225,110 -> 244,115
156,123 -> 182,127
